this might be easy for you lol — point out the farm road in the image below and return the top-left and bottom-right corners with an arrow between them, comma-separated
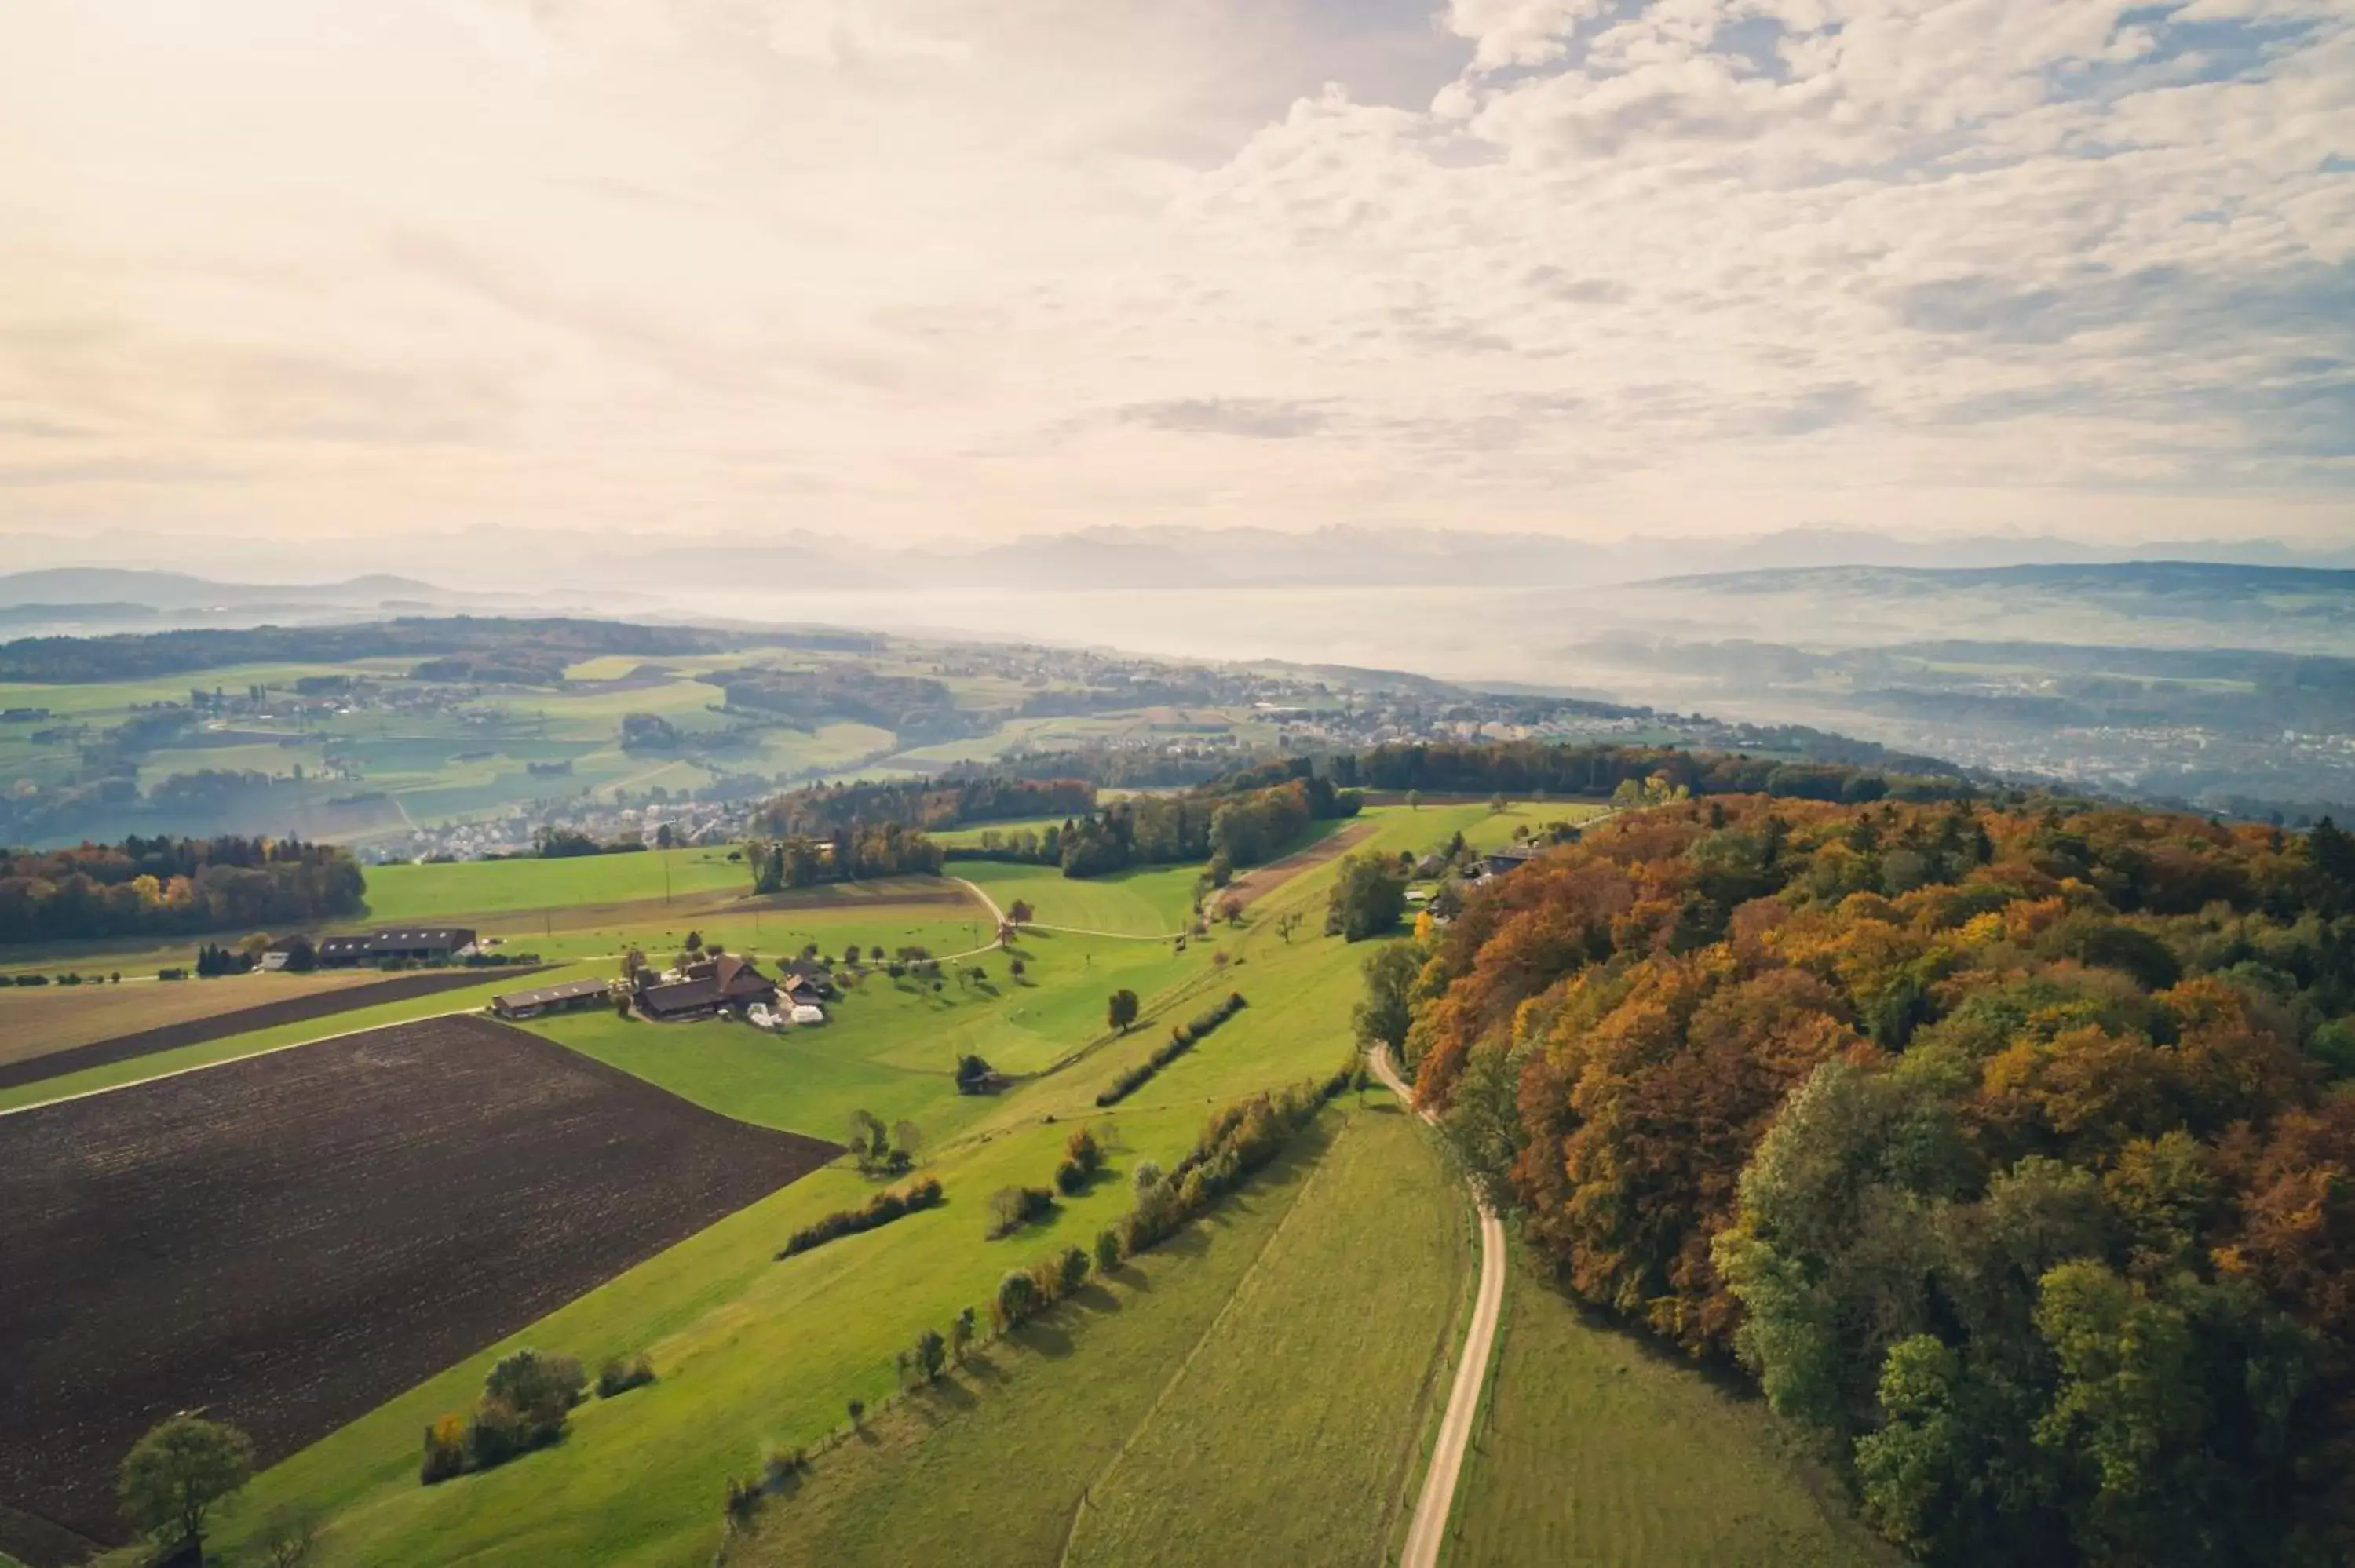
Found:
1374,1045 -> 1506,1568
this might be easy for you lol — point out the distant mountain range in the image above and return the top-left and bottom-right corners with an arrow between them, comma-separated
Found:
11,525 -> 2355,601
0,569 -> 464,611
1651,560 -> 2355,598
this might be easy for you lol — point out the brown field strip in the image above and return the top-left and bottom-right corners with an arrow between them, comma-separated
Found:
0,969 -> 389,1067
0,1014 -> 836,1561
1223,820 -> 1378,912
0,966 -> 550,1091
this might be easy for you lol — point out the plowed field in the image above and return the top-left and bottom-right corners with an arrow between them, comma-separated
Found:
0,1015 -> 834,1563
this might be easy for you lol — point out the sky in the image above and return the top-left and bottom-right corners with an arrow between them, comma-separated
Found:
2,0 -> 2351,557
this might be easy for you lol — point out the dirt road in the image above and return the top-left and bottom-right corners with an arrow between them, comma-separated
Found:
1375,1045 -> 1506,1568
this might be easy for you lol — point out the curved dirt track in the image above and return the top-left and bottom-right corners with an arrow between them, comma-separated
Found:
1374,1045 -> 1506,1568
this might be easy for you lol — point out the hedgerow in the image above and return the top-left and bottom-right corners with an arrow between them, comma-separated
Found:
776,1177 -> 943,1260
1095,991 -> 1247,1107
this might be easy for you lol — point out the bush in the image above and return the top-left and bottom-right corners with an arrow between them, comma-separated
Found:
157,968 -> 187,981
1094,1227 -> 1123,1274
418,1347 -> 586,1484
991,1269 -> 1039,1331
984,1184 -> 1057,1240
420,1414 -> 468,1484
1097,993 -> 1247,1107
1059,1245 -> 1091,1294
13,972 -> 47,986
777,1177 -> 943,1259
597,1353 -> 656,1398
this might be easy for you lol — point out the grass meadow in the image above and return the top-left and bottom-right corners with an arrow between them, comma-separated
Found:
1060,1100 -> 1470,1568
1444,1244 -> 1893,1568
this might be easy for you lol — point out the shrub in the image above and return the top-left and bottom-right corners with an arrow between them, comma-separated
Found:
419,1413 -> 468,1484
991,1269 -> 1039,1331
725,1473 -> 763,1530
951,1306 -> 976,1362
911,1328 -> 947,1384
14,972 -> 47,986
777,1177 -> 943,1259
984,1184 -> 1056,1239
763,1446 -> 805,1489
417,1347 -> 586,1484
1094,1227 -> 1123,1274
1059,1245 -> 1091,1294
596,1353 -> 656,1398
157,968 -> 187,981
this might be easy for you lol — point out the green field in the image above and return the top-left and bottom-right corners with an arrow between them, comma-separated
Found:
723,1100 -> 1461,1568
1444,1244 -> 1890,1568
1061,1101 -> 1470,1567
954,859 -> 1196,937
360,846 -> 751,921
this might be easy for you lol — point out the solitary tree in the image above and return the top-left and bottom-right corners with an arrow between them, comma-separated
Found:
119,1414 -> 254,1564
1107,988 -> 1141,1034
1406,789 -> 1423,811
846,1398 -> 865,1430
1007,899 -> 1035,926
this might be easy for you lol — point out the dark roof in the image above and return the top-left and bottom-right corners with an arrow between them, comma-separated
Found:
371,926 -> 476,947
317,927 -> 476,954
637,976 -> 722,1016
638,957 -> 774,1016
493,977 -> 612,1010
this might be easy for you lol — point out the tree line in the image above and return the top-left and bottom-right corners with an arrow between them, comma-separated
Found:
745,822 -> 944,892
0,833 -> 365,943
751,775 -> 1096,837
1387,797 -> 2355,1566
945,778 -> 1356,881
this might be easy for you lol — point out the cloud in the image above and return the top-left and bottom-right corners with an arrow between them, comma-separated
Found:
1117,398 -> 1331,437
0,0 -> 2348,548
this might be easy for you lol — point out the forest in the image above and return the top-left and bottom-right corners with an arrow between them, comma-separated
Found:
1331,740 -> 1974,802
1388,797 -> 2355,1566
0,834 -> 366,943
750,775 -> 1097,836
0,617 -> 757,684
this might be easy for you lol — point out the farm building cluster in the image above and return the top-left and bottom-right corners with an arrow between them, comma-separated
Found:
488,951 -> 832,1027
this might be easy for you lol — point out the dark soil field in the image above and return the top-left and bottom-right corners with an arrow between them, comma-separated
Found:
0,1015 -> 835,1563
0,965 -> 550,1091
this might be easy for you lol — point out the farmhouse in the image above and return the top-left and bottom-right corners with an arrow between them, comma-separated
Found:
491,976 -> 615,1020
634,954 -> 777,1020
317,927 -> 480,966
779,957 -> 838,999
1481,844 -> 1543,877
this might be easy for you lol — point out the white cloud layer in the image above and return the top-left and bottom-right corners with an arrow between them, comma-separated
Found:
0,0 -> 2349,548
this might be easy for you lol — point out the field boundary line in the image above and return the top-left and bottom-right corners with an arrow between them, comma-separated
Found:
0,1006 -> 473,1118
1051,1116 -> 1349,1567
1374,1046 -> 1507,1568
